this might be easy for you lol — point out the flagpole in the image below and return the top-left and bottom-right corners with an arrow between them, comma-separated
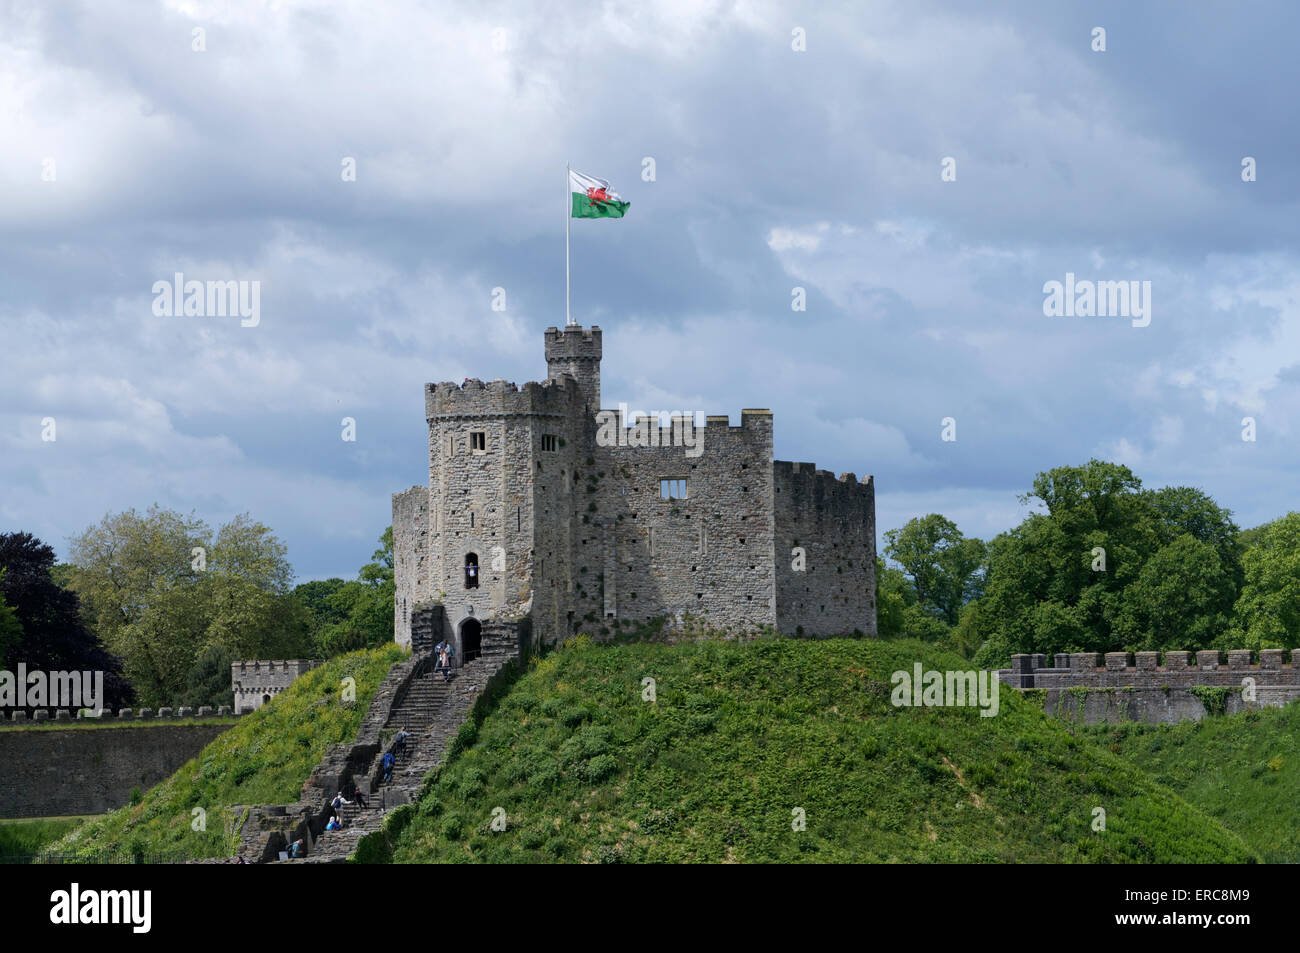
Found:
565,163 -> 572,326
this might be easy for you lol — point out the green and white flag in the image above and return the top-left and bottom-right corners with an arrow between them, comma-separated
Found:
570,169 -> 630,219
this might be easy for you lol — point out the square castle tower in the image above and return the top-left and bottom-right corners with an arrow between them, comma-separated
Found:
392,325 -> 877,653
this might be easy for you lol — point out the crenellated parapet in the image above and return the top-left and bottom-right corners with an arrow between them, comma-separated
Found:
232,659 -> 322,714
1002,648 -> 1300,688
393,323 -> 878,649
425,375 -> 584,420
774,461 -> 875,516
1000,649 -> 1300,723
595,406 -> 771,455
5,705 -> 238,723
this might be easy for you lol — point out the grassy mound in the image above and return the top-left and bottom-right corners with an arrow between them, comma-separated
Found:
371,637 -> 1253,863
1098,701 -> 1300,863
53,644 -> 406,861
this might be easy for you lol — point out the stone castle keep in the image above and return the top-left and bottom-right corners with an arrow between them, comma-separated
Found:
392,325 -> 877,654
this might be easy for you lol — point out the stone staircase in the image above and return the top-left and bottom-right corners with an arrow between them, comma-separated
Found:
280,620 -> 527,863
385,673 -> 453,730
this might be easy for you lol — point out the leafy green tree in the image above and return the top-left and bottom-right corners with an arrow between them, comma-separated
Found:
874,557 -> 952,643
1226,513 -> 1300,649
883,514 -> 986,625
0,533 -> 132,711
200,514 -> 311,660
0,573 -> 24,670
174,644 -> 237,711
1143,486 -> 1244,591
293,578 -> 348,628
313,529 -> 395,656
971,461 -> 1243,667
874,558 -> 909,638
1114,535 -> 1235,651
1237,523 -> 1269,550
67,506 -> 311,707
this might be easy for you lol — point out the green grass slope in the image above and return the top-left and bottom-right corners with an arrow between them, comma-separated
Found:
1098,702 -> 1300,863
0,817 -> 85,859
370,638 -> 1254,864
52,644 -> 406,861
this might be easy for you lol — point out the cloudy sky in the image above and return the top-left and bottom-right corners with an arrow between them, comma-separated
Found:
3,0 -> 1297,581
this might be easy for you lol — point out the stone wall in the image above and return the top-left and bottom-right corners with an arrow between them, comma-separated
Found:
392,485 -> 431,648
774,463 -> 876,637
231,659 -> 322,714
0,723 -> 232,818
421,374 -> 586,650
393,324 -> 878,649
999,649 -> 1300,724
584,409 -> 777,637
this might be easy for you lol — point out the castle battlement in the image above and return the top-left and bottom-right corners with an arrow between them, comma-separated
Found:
596,407 -> 771,446
775,461 -> 875,486
1000,649 -> 1300,723
393,325 -> 877,650
231,659 -> 322,714
696,408 -> 773,431
425,374 -> 583,418
543,324 -> 602,356
1004,648 -> 1299,684
774,462 -> 875,517
231,659 -> 320,675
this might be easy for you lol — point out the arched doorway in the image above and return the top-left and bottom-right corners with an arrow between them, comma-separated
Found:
460,618 -> 482,663
262,694 -> 271,707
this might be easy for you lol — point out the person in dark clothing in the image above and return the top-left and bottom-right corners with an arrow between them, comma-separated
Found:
345,779 -> 369,809
382,751 -> 395,783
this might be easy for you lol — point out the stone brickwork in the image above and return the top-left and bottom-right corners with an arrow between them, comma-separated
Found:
0,723 -> 232,818
999,649 -> 1300,724
775,463 -> 877,638
393,486 -> 430,643
231,659 -> 322,714
393,325 -> 876,649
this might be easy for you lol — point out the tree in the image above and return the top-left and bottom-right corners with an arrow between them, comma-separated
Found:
971,461 -> 1243,667
66,506 -> 311,708
1113,535 -> 1235,651
311,528 -> 396,656
174,644 -> 237,711
1226,512 -> 1300,650
293,578 -> 348,629
0,574 -> 23,670
0,533 -> 132,712
200,514 -> 311,661
875,559 -> 909,639
883,514 -> 986,625
874,557 -> 953,644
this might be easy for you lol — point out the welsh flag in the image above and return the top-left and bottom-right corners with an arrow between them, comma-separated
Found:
570,169 -> 630,219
